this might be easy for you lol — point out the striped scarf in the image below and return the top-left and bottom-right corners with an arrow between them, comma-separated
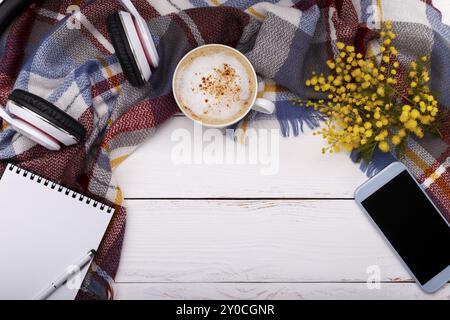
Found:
0,0 -> 448,299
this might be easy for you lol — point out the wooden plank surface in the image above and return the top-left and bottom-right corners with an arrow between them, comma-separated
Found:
115,117 -> 368,199
116,200 -> 412,283
115,283 -> 450,300
114,2 -> 450,299
113,108 -> 448,299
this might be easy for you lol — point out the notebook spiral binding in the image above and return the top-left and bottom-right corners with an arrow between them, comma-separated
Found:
7,164 -> 114,214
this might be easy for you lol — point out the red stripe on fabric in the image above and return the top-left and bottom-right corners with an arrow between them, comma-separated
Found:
133,0 -> 161,20
293,0 -> 319,11
10,108 -> 94,188
6,142 -> 86,188
323,3 -> 334,60
0,9 -> 37,105
33,5 -> 115,58
316,0 -> 336,9
80,28 -> 113,55
33,13 -> 59,26
186,7 -> 250,48
91,73 -> 125,98
427,172 -> 450,221
331,0 -> 359,43
354,27 -> 370,55
328,0 -> 378,57
334,0 -> 344,13
37,0 -> 66,13
91,205 -> 127,277
171,13 -> 198,48
75,0 -> 121,32
438,109 -> 450,143
74,0 -> 122,54
103,94 -> 178,144
75,205 -> 127,300
417,146 -> 450,181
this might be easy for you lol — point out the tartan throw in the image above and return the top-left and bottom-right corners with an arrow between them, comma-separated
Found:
0,0 -> 449,299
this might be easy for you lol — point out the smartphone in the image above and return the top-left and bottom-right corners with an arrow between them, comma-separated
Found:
355,162 -> 450,293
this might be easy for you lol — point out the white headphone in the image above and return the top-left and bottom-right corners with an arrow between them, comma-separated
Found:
107,0 -> 160,86
0,0 -> 161,151
0,90 -> 86,151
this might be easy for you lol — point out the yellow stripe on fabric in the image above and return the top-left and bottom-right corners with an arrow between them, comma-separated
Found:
376,0 -> 383,24
115,186 -> 123,206
98,57 -> 121,93
240,118 -> 249,144
404,149 -> 429,174
428,171 -> 440,183
247,7 -> 266,20
366,0 -> 383,58
264,84 -> 288,93
111,154 -> 130,170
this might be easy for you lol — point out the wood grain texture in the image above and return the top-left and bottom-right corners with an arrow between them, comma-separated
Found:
113,0 -> 450,298
115,200 -> 416,283
115,117 -> 368,199
115,283 -> 450,300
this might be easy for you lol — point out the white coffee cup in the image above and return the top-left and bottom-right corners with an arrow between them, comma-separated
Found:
172,44 -> 275,128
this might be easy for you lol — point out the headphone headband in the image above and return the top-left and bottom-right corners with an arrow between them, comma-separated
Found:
0,0 -> 37,37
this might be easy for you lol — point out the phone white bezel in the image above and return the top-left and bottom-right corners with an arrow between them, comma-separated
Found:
354,161 -> 450,293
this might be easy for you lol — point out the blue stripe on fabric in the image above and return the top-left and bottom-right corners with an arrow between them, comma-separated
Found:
87,55 -> 121,110
360,0 -> 374,24
46,71 -> 80,104
14,70 -> 30,91
273,25 -> 322,96
271,8 -> 322,136
0,30 -> 6,57
426,5 -> 450,106
148,26 -> 161,49
15,17 -> 78,90
298,4 -> 320,36
222,0 -> 280,10
273,91 -> 302,101
29,37 -> 78,79
21,17 -> 78,81
0,130 -> 20,159
74,61 -> 99,107
97,149 -> 112,172
188,0 -> 210,8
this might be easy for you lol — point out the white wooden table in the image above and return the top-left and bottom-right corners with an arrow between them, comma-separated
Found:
112,116 -> 449,300
113,2 -> 450,300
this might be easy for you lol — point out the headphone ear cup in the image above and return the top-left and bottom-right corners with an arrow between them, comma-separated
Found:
107,12 -> 146,87
7,116 -> 61,151
8,90 -> 86,144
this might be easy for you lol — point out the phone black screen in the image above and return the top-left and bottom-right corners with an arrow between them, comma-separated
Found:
361,170 -> 450,284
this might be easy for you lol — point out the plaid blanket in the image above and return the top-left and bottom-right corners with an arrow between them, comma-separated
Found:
0,0 -> 449,299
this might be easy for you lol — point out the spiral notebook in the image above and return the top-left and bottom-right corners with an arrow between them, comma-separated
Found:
0,164 -> 114,300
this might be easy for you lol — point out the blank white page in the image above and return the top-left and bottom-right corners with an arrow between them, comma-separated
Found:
0,164 -> 114,300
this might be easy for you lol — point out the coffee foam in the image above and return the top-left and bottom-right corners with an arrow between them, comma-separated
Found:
175,48 -> 255,125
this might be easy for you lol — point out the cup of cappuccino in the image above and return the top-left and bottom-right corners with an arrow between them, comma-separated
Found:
172,44 -> 275,128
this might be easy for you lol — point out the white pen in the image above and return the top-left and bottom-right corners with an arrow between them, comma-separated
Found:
34,250 -> 96,300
